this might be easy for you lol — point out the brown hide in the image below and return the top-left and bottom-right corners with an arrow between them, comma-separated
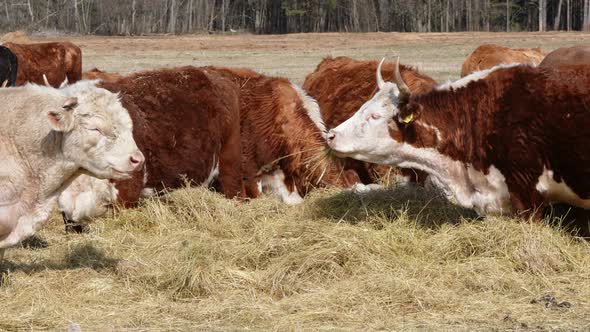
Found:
4,42 -> 82,87
539,45 -> 590,67
82,68 -> 124,82
303,56 -> 436,184
460,44 -> 546,77
396,65 -> 590,218
207,66 -> 357,199
97,66 -> 244,206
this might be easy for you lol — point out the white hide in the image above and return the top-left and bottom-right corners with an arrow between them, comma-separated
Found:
436,63 -> 523,91
0,81 -> 142,249
536,168 -> 590,208
260,169 -> 304,205
58,175 -> 118,224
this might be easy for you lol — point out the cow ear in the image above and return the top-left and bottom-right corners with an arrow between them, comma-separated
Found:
47,97 -> 78,132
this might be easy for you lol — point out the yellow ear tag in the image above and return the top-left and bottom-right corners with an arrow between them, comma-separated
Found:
402,113 -> 414,123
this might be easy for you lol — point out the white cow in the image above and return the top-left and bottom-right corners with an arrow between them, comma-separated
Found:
0,81 -> 144,263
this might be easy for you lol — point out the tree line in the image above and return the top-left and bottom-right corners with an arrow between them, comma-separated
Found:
1,0 -> 589,35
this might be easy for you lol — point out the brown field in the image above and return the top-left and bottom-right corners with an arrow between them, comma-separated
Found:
1,32 -> 590,331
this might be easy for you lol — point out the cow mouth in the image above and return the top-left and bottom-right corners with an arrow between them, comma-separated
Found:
111,168 -> 134,180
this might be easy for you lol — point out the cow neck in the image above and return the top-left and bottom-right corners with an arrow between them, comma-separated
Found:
397,78 -> 503,177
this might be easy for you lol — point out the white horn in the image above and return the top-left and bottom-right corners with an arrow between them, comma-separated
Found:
59,77 -> 69,89
376,57 -> 386,90
1,80 -> 7,88
42,74 -> 51,87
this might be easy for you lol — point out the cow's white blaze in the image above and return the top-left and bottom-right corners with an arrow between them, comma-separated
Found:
536,168 -> 590,208
260,169 -> 304,205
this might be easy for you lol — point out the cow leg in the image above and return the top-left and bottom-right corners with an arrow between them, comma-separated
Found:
218,128 -> 245,199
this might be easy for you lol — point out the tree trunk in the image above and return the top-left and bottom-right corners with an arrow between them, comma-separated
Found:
584,0 -> 589,31
567,0 -> 571,31
539,0 -> 545,31
168,0 -> 177,34
506,0 -> 510,32
554,0 -> 563,30
445,0 -> 449,32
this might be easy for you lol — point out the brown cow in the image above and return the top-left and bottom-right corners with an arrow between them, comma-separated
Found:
0,45 -> 17,87
82,67 -> 124,82
539,45 -> 590,67
59,66 -> 244,231
303,56 -> 437,185
328,59 -> 590,220
461,44 -> 546,77
208,66 -> 358,204
3,41 -> 82,87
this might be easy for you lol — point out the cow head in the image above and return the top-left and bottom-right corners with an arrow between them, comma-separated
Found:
326,58 -> 413,165
52,81 -> 144,180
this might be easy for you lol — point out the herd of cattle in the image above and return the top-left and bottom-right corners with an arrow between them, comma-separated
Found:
1,40 -> 590,263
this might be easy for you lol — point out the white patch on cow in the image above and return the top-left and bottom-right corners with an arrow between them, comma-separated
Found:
291,83 -> 326,134
390,144 -> 511,215
437,63 -> 523,91
140,188 -> 156,198
58,175 -> 118,224
260,169 -> 304,205
348,183 -> 383,193
536,167 -> 590,208
415,120 -> 442,142
202,155 -> 219,187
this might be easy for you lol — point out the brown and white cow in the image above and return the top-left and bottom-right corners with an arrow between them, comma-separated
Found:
303,56 -> 437,186
539,45 -> 590,67
461,44 -> 546,77
3,41 -> 82,87
59,66 -> 244,231
328,58 -> 590,219
209,66 -> 358,204
0,45 -> 17,87
0,81 -> 143,262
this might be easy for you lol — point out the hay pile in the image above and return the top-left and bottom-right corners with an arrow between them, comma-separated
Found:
1,185 -> 589,330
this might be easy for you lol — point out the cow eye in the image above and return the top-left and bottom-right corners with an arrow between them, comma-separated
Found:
371,113 -> 381,120
90,128 -> 105,136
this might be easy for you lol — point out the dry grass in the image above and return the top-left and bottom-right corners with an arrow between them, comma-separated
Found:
2,32 -> 590,330
1,186 -> 589,330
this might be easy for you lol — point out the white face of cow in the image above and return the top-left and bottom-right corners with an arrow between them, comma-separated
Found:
326,59 -> 407,165
55,82 -> 144,180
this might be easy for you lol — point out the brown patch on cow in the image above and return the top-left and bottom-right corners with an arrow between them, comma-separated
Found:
539,45 -> 590,67
83,68 -> 124,82
303,56 -> 437,185
461,44 -> 546,77
396,64 -> 590,218
4,41 -> 82,87
207,66 -> 354,199
98,66 -> 244,205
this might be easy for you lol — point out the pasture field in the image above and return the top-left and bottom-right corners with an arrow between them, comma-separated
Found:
2,31 -> 590,331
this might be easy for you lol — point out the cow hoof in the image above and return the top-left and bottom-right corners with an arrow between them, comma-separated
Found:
65,223 -> 87,234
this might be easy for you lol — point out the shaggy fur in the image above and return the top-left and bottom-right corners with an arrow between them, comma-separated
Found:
208,66 -> 358,200
460,44 -> 546,77
539,45 -> 590,67
4,41 -> 82,87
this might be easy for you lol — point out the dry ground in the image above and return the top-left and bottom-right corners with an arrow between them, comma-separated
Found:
1,32 -> 590,331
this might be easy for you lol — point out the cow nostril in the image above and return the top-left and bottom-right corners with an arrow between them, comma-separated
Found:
327,131 -> 336,141
129,152 -> 145,167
